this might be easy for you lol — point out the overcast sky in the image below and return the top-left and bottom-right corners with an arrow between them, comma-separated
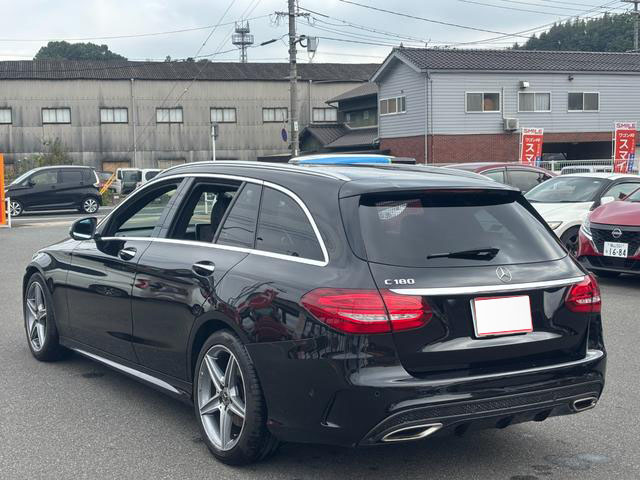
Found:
0,0 -> 631,63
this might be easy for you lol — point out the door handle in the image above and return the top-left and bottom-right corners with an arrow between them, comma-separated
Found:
118,247 -> 137,261
192,261 -> 215,276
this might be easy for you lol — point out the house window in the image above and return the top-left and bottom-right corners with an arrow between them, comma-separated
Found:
100,107 -> 128,124
156,107 -> 183,123
0,108 -> 11,124
312,107 -> 338,122
466,92 -> 500,113
518,92 -> 551,112
262,107 -> 288,123
42,108 -> 71,124
379,96 -> 406,116
211,108 -> 236,123
568,92 -> 599,112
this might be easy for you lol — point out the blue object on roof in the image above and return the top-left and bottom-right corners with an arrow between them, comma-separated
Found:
292,155 -> 393,165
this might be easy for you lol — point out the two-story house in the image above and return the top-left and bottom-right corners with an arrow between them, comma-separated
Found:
371,48 -> 640,163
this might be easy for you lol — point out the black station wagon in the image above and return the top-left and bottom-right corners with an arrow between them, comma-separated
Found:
23,158 -> 605,465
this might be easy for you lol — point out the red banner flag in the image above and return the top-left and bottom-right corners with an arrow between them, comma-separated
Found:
520,128 -> 544,166
613,121 -> 637,173
0,154 -> 6,226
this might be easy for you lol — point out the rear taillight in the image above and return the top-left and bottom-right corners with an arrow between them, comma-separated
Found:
565,274 -> 601,313
301,288 -> 432,334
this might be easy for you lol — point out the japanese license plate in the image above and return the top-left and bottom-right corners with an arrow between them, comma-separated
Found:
603,241 -> 628,258
471,295 -> 533,337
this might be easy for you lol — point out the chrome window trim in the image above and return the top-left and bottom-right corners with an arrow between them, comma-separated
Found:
72,348 -> 180,394
97,172 -> 330,267
390,276 -> 586,296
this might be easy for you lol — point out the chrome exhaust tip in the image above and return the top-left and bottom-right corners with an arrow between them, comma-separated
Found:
381,423 -> 443,443
571,396 -> 598,412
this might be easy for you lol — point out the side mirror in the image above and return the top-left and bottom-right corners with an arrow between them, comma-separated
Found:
28,179 -> 35,187
70,217 -> 98,240
600,196 -> 615,205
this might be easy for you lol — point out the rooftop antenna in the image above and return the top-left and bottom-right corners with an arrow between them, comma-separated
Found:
232,21 -> 254,63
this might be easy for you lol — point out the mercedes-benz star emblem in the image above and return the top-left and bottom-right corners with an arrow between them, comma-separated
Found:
612,228 -> 623,239
496,266 -> 512,283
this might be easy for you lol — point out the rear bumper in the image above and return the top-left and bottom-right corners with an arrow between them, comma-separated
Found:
248,344 -> 606,447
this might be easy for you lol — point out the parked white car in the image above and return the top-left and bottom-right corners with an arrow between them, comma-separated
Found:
525,173 -> 640,253
112,168 -> 142,195
135,168 -> 162,190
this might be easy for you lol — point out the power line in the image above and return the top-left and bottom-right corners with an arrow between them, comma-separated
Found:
457,0 -> 609,16
491,0 -> 617,13
336,0 -> 534,38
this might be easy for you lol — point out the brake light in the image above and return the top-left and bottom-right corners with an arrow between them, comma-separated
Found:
565,274 -> 601,313
301,288 -> 432,334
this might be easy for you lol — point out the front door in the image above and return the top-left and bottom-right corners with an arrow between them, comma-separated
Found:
66,179 -> 183,361
23,168 -> 60,210
131,178 -> 262,380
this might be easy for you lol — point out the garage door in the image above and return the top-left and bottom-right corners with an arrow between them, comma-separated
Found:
102,160 -> 131,173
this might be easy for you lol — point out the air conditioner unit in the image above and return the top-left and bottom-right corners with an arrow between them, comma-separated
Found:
504,118 -> 519,131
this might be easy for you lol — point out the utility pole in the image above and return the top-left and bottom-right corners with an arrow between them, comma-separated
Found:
623,0 -> 640,51
288,0 -> 299,158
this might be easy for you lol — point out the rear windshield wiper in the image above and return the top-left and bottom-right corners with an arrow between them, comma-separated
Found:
427,247 -> 499,261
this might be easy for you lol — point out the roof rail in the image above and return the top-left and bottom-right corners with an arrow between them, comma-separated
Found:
159,160 -> 350,181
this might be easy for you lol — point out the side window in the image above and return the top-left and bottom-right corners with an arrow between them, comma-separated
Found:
109,183 -> 179,238
509,170 -> 543,193
30,170 -> 58,186
255,187 -> 323,261
217,183 -> 262,249
483,169 -> 505,183
60,169 -> 83,184
603,182 -> 640,200
170,182 -> 240,243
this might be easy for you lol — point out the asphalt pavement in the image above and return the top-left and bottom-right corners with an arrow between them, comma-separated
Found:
1,213 -> 639,480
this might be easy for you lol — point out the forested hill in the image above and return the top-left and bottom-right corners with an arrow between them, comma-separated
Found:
514,13 -> 637,52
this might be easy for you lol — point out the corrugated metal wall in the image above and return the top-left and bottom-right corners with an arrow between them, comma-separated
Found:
0,79 -> 360,169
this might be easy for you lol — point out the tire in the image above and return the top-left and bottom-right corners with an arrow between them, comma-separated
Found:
592,269 -> 621,279
193,330 -> 278,465
80,196 -> 100,214
560,227 -> 580,256
9,199 -> 23,217
24,273 -> 70,362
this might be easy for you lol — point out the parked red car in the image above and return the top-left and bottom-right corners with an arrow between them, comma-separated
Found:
578,187 -> 640,277
447,162 -> 555,193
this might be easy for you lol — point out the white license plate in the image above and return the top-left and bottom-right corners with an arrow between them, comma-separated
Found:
471,295 -> 533,337
603,241 -> 628,258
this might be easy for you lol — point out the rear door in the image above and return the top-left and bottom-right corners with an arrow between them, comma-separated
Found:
130,178 -> 259,379
346,188 -> 588,376
57,168 -> 85,207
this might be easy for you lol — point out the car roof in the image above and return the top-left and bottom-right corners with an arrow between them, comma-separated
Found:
27,165 -> 93,173
560,172 -> 638,179
157,161 -> 517,196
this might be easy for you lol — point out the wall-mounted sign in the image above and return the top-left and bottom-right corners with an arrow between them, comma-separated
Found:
613,121 -> 637,173
520,128 -> 544,166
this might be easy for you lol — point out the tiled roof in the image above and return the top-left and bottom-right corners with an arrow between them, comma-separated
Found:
328,82 -> 378,103
0,60 -> 378,81
389,48 -> 640,73
302,124 -> 349,145
326,126 -> 378,148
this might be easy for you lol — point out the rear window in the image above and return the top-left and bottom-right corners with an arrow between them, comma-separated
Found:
356,190 -> 565,267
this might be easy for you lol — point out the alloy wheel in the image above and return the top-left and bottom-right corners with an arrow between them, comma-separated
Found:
9,200 -> 22,217
25,282 -> 47,351
197,345 -> 247,451
83,198 -> 98,213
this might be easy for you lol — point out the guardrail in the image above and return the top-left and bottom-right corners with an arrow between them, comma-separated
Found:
538,159 -> 638,174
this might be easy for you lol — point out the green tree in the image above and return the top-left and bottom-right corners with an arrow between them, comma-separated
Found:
34,41 -> 127,60
515,13 -> 635,52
